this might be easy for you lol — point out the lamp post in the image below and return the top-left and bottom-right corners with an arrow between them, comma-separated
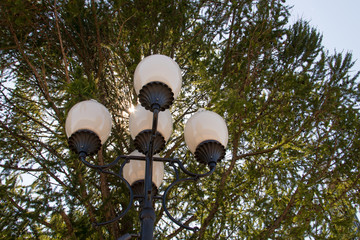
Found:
65,55 -> 228,239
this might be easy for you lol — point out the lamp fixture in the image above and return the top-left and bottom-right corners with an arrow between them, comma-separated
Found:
65,54 -> 228,240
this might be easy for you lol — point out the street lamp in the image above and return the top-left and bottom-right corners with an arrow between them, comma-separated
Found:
65,54 -> 228,239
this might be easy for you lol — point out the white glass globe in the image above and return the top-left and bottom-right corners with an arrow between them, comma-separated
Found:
123,150 -> 164,188
134,54 -> 182,100
65,100 -> 112,144
129,105 -> 173,141
184,109 -> 228,153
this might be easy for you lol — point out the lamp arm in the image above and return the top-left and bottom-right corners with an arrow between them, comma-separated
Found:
78,153 -> 134,227
78,152 -> 130,170
154,156 -> 216,178
160,159 -> 216,231
77,153 -> 217,230
162,176 -> 201,231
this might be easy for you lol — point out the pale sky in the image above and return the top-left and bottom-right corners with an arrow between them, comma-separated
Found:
287,0 -> 360,73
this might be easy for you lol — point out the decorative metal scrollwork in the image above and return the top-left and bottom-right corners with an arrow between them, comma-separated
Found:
79,154 -> 134,226
78,153 -> 216,230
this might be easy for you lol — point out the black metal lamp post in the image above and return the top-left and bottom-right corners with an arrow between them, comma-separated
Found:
65,55 -> 228,240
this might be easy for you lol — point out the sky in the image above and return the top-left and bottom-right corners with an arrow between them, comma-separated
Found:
287,0 -> 360,73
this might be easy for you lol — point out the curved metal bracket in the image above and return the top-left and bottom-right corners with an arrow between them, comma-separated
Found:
160,158 -> 216,231
79,153 -> 134,226
79,153 -> 129,170
78,152 -> 217,231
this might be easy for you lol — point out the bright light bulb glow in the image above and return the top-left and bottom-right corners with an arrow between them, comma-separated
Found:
128,105 -> 135,113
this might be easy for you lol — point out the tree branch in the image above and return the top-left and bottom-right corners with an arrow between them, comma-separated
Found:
59,209 -> 77,239
54,0 -> 70,84
7,17 -> 62,120
166,215 -> 197,239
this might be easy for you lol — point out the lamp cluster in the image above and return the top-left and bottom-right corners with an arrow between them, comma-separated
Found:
64,55 -> 228,239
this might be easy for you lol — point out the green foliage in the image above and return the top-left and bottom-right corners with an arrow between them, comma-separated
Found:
1,0 -> 359,239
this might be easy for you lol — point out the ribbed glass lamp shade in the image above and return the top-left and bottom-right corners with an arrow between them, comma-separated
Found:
134,54 -> 182,100
129,105 -> 173,141
65,100 -> 112,144
184,109 -> 228,153
123,150 -> 164,188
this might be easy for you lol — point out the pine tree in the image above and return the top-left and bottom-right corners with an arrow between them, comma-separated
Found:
1,0 -> 359,239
